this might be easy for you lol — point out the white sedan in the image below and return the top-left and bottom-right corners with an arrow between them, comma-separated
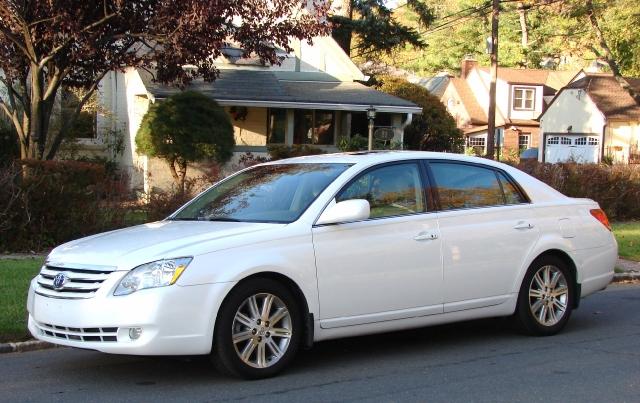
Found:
27,152 -> 616,378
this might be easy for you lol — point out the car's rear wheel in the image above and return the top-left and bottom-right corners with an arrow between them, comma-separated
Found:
213,278 -> 301,379
515,256 -> 574,336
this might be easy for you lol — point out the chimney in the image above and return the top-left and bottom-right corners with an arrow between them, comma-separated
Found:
461,55 -> 478,79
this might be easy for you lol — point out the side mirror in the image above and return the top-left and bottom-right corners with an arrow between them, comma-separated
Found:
316,199 -> 370,225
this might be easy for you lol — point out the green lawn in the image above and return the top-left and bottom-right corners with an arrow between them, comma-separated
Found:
0,258 -> 43,343
612,221 -> 640,262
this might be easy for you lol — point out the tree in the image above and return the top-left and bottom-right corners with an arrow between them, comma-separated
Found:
0,0 -> 329,160
375,76 -> 464,152
330,0 -> 434,57
135,91 -> 234,193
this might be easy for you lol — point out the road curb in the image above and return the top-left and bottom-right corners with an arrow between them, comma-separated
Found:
613,272 -> 640,283
0,340 -> 56,354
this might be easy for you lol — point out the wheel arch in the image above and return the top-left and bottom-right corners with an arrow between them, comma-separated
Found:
527,249 -> 581,309
214,271 -> 315,350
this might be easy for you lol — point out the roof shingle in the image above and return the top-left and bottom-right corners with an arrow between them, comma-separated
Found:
567,74 -> 640,120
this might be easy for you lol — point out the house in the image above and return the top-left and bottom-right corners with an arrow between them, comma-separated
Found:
439,57 -> 575,156
538,71 -> 640,164
91,37 -> 421,192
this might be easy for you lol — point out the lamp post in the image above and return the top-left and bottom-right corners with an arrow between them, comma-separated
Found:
366,105 -> 376,151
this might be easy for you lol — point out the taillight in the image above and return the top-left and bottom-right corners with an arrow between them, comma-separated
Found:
590,209 -> 611,231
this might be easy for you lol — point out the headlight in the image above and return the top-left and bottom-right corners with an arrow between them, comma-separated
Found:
114,257 -> 192,296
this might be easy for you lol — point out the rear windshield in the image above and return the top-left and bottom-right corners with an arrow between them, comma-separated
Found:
171,163 -> 351,223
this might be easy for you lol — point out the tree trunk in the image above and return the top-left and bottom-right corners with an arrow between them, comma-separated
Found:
585,0 -> 640,105
332,0 -> 353,55
167,156 -> 188,194
517,2 -> 529,49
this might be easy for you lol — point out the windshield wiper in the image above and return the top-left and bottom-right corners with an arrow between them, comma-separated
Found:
206,217 -> 244,222
169,217 -> 198,221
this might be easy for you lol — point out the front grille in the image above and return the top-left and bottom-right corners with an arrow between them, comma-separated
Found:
35,321 -> 118,342
36,264 -> 116,299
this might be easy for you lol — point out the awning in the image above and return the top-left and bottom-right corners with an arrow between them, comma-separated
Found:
139,69 -> 422,114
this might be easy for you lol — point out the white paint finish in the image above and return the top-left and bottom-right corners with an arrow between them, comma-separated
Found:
438,204 -> 539,309
312,212 -> 443,325
28,151 -> 617,355
558,218 -> 576,238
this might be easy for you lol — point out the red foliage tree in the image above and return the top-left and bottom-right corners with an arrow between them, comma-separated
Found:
0,0 -> 329,160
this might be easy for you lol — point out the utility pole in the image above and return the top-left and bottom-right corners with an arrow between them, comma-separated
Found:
486,0 -> 499,160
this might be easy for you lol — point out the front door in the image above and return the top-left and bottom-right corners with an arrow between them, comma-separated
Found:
312,162 -> 443,328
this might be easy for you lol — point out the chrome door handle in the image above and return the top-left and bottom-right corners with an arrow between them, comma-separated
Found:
414,232 -> 438,241
513,221 -> 534,230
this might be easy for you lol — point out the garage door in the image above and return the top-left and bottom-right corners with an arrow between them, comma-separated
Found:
545,135 -> 600,163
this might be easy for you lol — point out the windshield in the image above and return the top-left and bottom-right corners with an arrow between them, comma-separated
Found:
172,163 -> 351,223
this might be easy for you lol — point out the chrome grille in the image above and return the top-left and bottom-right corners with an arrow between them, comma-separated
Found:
35,321 -> 118,342
36,264 -> 115,299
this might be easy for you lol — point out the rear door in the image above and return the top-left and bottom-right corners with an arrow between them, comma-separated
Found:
426,161 -> 540,312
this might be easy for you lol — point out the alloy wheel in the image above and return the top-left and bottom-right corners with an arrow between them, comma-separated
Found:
231,293 -> 293,369
528,265 -> 569,326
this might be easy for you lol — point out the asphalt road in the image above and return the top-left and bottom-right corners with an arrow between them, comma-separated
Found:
2,284 -> 639,403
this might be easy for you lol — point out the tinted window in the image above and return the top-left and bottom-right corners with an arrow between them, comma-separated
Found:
173,163 -> 350,223
337,163 -> 425,218
498,171 -> 526,204
430,162 -> 504,210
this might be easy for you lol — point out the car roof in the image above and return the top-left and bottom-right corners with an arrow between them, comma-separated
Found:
267,150 -> 508,169
264,151 -> 568,203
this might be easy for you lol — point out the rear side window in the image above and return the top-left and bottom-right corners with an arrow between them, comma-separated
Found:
497,171 -> 526,204
429,162 -> 513,210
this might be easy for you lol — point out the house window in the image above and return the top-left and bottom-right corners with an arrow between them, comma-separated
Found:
547,136 -> 559,145
575,137 -> 587,146
513,87 -> 535,110
560,137 -> 572,145
588,137 -> 599,145
293,110 -> 335,145
468,136 -> 486,147
518,133 -> 530,151
267,108 -> 287,144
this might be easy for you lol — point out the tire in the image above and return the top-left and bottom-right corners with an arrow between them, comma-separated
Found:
212,277 -> 302,379
515,255 -> 574,336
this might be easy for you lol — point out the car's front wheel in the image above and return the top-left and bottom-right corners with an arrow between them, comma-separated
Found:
515,256 -> 574,336
213,278 -> 301,379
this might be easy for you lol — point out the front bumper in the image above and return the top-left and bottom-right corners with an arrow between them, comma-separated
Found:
27,277 -> 234,355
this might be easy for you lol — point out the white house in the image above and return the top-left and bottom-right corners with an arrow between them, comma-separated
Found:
88,37 -> 421,192
538,72 -> 640,164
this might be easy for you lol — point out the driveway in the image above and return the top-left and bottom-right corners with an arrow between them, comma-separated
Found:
1,284 -> 639,402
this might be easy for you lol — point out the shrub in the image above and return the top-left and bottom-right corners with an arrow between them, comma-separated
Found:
267,144 -> 325,160
517,161 -> 640,220
136,91 -> 234,193
0,160 -> 133,252
338,134 -> 368,152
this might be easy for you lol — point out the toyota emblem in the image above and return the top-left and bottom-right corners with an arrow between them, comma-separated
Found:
52,273 -> 68,290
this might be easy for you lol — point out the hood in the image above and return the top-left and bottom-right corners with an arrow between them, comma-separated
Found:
47,220 -> 284,270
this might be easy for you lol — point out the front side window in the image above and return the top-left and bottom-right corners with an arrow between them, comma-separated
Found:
430,162 -> 505,210
337,163 -> 425,219
173,163 -> 350,223
513,87 -> 535,110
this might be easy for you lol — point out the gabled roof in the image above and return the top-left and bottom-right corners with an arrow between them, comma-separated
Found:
564,74 -> 640,120
139,69 -> 421,114
478,67 -> 576,90
449,77 -> 487,125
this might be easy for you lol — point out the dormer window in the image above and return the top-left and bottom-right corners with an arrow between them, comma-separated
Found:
513,87 -> 535,110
